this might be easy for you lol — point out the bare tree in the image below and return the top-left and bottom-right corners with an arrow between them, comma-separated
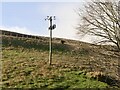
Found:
77,0 -> 120,50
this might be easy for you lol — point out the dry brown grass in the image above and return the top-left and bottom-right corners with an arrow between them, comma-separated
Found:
1,34 -> 120,88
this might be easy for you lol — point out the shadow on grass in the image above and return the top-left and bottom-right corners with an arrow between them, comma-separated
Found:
2,36 -> 73,53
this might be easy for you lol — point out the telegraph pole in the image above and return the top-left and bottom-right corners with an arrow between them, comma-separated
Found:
49,16 -> 52,65
45,16 -> 56,65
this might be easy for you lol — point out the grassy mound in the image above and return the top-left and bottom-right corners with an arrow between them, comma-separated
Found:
2,35 -> 120,89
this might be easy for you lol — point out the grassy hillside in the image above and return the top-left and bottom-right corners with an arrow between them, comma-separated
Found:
1,30 -> 120,89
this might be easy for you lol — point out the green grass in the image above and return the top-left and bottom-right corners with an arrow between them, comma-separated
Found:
47,71 -> 108,89
2,35 -> 120,89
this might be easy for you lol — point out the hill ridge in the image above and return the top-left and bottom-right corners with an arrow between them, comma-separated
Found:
0,29 -> 97,46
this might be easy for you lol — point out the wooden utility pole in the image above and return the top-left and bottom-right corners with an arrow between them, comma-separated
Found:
45,16 -> 56,65
49,16 -> 52,65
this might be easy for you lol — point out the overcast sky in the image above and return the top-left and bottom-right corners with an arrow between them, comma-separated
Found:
0,0 -> 98,43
